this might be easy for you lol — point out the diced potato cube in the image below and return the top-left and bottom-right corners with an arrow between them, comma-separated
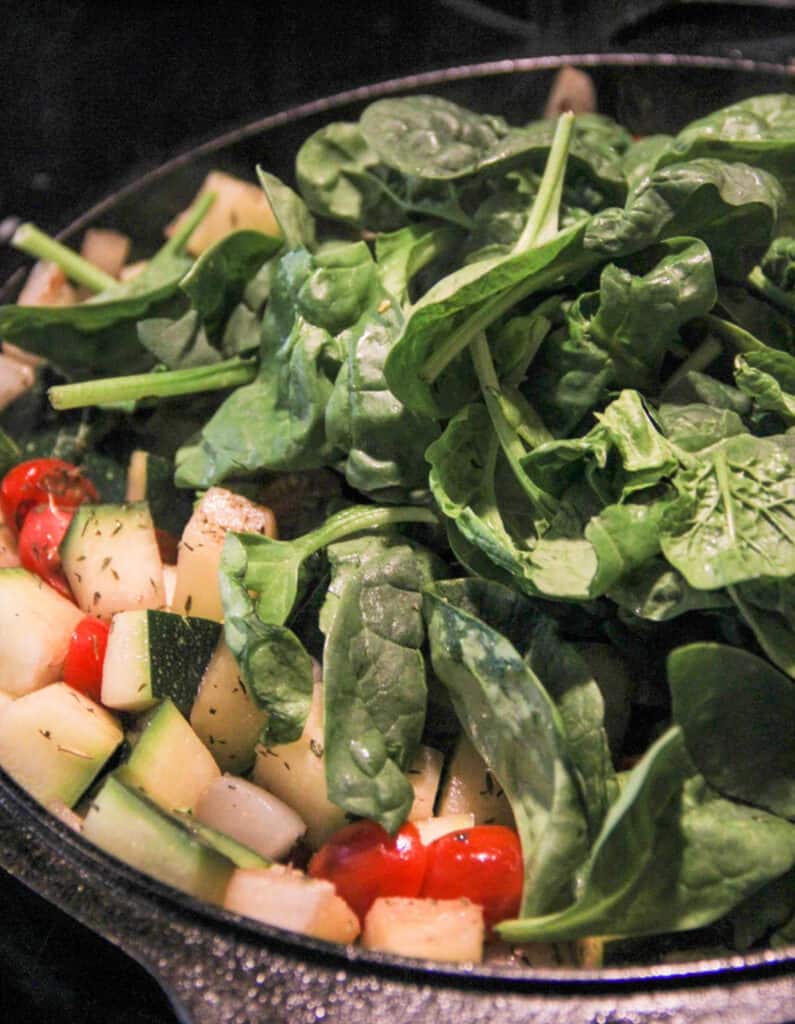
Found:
167,171 -> 281,256
0,521 -> 20,568
172,487 -> 277,621
438,733 -> 514,827
195,775 -> 306,861
363,897 -> 484,963
253,681 -> 346,849
0,352 -> 35,414
0,569 -> 84,696
414,813 -> 475,846
224,865 -> 360,943
17,260 -> 77,307
407,744 -> 443,821
79,228 -> 131,280
190,640 -> 267,773
0,683 -> 123,807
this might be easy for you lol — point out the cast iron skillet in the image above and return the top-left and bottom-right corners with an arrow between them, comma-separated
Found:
1,53 -> 794,1024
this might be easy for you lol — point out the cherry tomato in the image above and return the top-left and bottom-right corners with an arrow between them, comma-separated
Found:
420,825 -> 523,930
308,820 -> 428,922
18,503 -> 76,598
0,457 -> 98,532
62,616 -> 110,702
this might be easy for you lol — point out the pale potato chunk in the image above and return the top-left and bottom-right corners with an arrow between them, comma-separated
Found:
79,228 -> 131,280
224,865 -> 359,943
167,171 -> 281,256
414,813 -> 475,846
0,683 -> 123,807
0,689 -> 14,716
438,733 -> 514,827
172,487 -> 277,621
407,744 -> 443,821
195,775 -> 306,860
16,260 -> 77,307
190,639 -> 267,773
363,897 -> 484,963
253,682 -> 346,849
0,569 -> 84,696
0,521 -> 20,568
0,352 -> 35,413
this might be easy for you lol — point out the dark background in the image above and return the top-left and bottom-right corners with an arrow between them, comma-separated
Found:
2,2 -> 795,1021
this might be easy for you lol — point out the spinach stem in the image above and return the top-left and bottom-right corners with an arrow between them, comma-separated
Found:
303,503 -> 439,556
162,191 -> 217,255
702,314 -> 767,355
747,266 -> 795,316
514,112 -> 574,253
421,113 -> 578,385
12,223 -> 118,293
420,249 -> 590,384
663,336 -> 724,393
471,333 -> 557,521
48,356 -> 257,410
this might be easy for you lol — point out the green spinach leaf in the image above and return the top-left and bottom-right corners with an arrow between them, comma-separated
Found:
423,577 -> 590,915
669,642 -> 795,819
323,536 -> 446,831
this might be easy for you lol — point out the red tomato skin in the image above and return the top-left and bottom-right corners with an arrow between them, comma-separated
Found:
308,820 -> 428,922
0,457 -> 98,532
17,503 -> 76,598
420,825 -> 523,929
62,616 -> 110,702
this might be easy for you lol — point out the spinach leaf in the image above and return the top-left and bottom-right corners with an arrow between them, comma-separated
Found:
359,98 -> 627,202
622,134 -> 674,193
323,536 -> 446,832
295,121 -> 473,231
659,433 -> 795,589
426,403 -> 537,585
524,617 -> 617,837
0,199 -> 214,379
669,642 -> 795,819
730,576 -> 795,679
585,158 -> 783,281
137,310 -> 222,369
524,238 -> 716,436
661,94 -> 795,217
220,503 -> 438,630
523,390 -> 678,503
179,228 -> 283,341
423,578 -> 590,915
498,727 -> 795,942
761,235 -> 795,292
660,369 -> 752,416
325,295 -> 441,500
610,559 -> 732,622
174,241 -> 381,487
374,222 -> 461,302
735,350 -> 795,424
256,168 -> 316,250
387,154 -> 778,419
655,402 -> 746,452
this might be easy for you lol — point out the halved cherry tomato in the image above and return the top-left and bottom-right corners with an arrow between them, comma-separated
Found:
17,503 -> 76,598
0,457 -> 98,532
308,820 -> 428,923
420,825 -> 523,930
62,616 -> 110,702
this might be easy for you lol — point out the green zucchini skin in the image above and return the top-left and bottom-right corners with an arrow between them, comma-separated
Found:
102,609 -> 221,715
